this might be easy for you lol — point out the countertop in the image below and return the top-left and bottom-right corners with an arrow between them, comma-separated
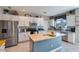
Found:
29,32 -> 62,42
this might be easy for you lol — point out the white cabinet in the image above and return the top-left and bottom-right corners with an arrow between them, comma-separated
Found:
25,17 -> 29,26
68,32 -> 75,43
29,17 -> 38,24
19,19 -> 25,26
0,14 -> 19,21
29,17 -> 44,26
37,18 -> 41,26
66,14 -> 75,26
19,16 -> 29,26
75,10 -> 79,44
18,32 -> 29,42
75,26 -> 79,44
11,15 -> 19,21
75,8 -> 79,16
2,14 -> 12,21
49,19 -> 55,26
0,14 -> 3,20
37,18 -> 44,26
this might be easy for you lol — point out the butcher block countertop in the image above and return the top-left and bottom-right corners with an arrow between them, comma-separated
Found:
29,32 -> 61,42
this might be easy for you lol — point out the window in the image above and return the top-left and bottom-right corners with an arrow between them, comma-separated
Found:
55,18 -> 66,30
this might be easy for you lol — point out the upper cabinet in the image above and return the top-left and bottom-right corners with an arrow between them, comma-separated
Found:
0,14 -> 19,21
29,17 -> 37,23
19,16 -> 29,26
75,8 -> 79,16
11,15 -> 19,21
0,14 -> 3,20
2,14 -> 12,21
37,18 -> 44,26
0,14 -> 44,27
66,14 -> 75,26
29,17 -> 44,26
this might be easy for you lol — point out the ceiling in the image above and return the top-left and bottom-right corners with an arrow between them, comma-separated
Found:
0,6 -> 78,16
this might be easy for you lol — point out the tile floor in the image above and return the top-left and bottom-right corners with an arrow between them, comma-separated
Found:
5,41 -> 79,52
61,42 -> 79,52
5,41 -> 30,52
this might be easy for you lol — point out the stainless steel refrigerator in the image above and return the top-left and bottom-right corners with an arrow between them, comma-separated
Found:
0,20 -> 18,47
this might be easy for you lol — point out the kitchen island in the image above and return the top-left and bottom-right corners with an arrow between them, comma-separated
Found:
29,32 -> 62,52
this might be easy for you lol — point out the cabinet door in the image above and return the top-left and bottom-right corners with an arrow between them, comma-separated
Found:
68,33 -> 75,43
19,33 -> 26,42
75,26 -> 79,43
11,16 -> 19,21
29,17 -> 34,23
75,8 -> 79,16
24,17 -> 29,26
0,15 -> 3,20
19,17 -> 29,26
37,18 -> 40,26
19,17 -> 25,26
2,14 -> 11,21
66,15 -> 75,26
37,18 -> 44,26
75,17 -> 79,44
19,20 -> 25,26
18,33 -> 29,42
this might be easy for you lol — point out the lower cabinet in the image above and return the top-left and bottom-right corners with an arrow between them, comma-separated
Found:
18,32 -> 30,42
68,32 -> 75,43
32,36 -> 62,52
